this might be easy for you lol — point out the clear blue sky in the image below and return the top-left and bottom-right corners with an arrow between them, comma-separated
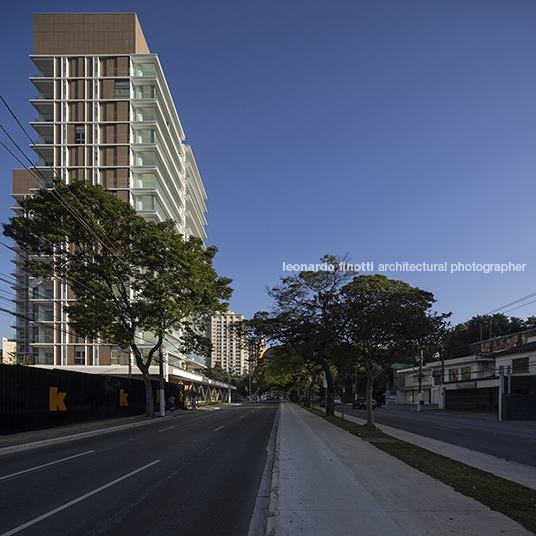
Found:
1,0 -> 536,339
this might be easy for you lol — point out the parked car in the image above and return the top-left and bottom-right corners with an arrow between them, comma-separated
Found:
334,397 -> 342,405
352,397 -> 377,410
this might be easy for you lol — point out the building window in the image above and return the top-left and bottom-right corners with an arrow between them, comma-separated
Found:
449,368 -> 458,382
75,346 -> 86,365
75,125 -> 85,144
461,367 -> 471,380
512,357 -> 529,374
115,80 -> 130,99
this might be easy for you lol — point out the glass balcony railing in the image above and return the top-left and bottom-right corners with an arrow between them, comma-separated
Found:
33,335 -> 55,344
134,173 -> 157,189
134,152 -> 157,167
35,311 -> 54,322
133,130 -> 155,144
134,108 -> 156,122
135,195 -> 156,211
133,86 -> 155,99
35,93 -> 54,100
133,65 -> 157,77
33,290 -> 54,300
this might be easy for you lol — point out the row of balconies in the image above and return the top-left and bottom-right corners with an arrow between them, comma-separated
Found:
32,63 -> 157,80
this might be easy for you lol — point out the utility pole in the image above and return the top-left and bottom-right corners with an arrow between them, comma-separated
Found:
228,365 -> 232,404
498,365 -> 504,421
417,349 -> 423,411
159,343 -> 165,417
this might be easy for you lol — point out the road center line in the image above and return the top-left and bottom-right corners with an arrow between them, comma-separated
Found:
0,460 -> 161,536
214,426 -> 225,432
436,423 -> 461,429
158,427 -> 175,433
0,450 -> 95,482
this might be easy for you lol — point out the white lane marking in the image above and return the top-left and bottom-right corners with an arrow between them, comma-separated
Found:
0,450 -> 95,482
437,423 -> 461,429
158,427 -> 175,433
0,460 -> 161,536
214,426 -> 225,432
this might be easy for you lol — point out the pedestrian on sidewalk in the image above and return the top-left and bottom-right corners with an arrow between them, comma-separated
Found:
192,396 -> 197,410
168,395 -> 175,413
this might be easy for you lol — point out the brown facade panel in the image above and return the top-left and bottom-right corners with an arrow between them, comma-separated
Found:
100,79 -> 115,100
117,168 -> 129,188
13,169 -> 40,194
68,147 -> 85,167
67,124 -> 75,144
68,168 -> 86,181
117,124 -> 129,144
117,101 -> 129,121
66,345 -> 74,365
99,345 -> 111,366
34,14 -> 149,55
117,191 -> 129,202
68,102 -> 85,122
117,146 -> 129,166
117,56 -> 130,77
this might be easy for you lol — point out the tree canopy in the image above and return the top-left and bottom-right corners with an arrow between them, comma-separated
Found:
251,255 -> 354,416
251,256 -> 450,423
443,314 -> 536,359
342,274 -> 451,424
3,179 -> 233,416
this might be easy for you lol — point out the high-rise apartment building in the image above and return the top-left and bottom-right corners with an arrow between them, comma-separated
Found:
207,311 -> 250,375
11,14 -> 209,372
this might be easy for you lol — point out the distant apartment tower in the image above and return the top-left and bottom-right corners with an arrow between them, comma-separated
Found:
11,14 -> 208,371
207,311 -> 250,375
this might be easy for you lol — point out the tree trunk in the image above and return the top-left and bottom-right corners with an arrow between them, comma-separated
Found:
324,365 -> 335,416
142,370 -> 155,418
365,360 -> 375,427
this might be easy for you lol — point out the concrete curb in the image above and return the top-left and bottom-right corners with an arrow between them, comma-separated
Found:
265,403 -> 281,536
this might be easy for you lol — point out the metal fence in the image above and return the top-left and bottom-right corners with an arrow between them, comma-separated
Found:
0,364 -> 183,435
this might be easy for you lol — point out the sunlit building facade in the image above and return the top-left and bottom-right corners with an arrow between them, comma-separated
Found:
207,311 -> 250,375
11,13 -> 208,372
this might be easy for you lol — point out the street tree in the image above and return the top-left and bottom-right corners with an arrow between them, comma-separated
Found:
3,179 -> 232,417
251,255 -> 354,416
342,274 -> 450,426
262,344 -> 323,403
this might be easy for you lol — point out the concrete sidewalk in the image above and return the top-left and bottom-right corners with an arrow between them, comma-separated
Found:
269,402 -> 533,535
337,408 -> 536,492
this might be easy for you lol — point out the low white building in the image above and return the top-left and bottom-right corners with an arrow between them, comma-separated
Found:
395,353 -> 498,411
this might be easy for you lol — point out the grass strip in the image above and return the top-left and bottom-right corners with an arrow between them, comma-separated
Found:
305,407 -> 536,534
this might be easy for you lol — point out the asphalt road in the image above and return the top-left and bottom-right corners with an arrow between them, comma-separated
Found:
344,405 -> 536,467
0,402 -> 279,536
